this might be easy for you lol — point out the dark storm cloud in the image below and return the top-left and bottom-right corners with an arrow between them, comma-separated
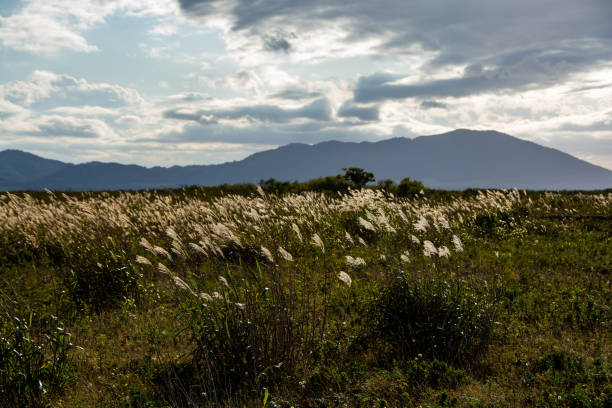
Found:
163,98 -> 332,124
178,1 -> 612,52
337,101 -> 379,121
178,0 -> 612,98
420,101 -> 447,110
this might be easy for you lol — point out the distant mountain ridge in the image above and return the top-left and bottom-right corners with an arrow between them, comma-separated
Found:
1,130 -> 611,191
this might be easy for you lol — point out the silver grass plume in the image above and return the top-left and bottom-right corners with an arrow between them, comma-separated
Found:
338,271 -> 352,287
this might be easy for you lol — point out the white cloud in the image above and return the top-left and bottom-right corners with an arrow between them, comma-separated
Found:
0,98 -> 30,119
115,115 -> 143,127
49,106 -> 119,117
0,0 -> 181,54
0,71 -> 144,108
31,115 -> 119,139
0,13 -> 98,54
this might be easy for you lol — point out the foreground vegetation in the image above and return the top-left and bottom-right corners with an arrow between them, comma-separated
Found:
0,181 -> 610,407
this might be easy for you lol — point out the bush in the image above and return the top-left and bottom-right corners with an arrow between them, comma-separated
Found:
360,273 -> 495,365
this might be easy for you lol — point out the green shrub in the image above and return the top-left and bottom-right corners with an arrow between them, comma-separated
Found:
360,273 -> 495,365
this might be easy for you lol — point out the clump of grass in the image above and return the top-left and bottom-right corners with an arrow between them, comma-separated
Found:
153,263 -> 316,405
0,297 -> 73,406
359,272 -> 495,366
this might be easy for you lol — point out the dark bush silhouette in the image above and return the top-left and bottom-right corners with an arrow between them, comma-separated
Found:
342,167 -> 375,188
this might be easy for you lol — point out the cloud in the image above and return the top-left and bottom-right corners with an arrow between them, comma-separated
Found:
167,92 -> 211,102
263,32 -> 294,52
355,43 -> 611,102
557,116 -> 612,133
0,13 -> 98,54
0,99 -> 30,120
337,101 -> 379,121
164,98 -> 333,124
0,0 -> 181,54
420,101 -> 448,110
163,109 -> 217,124
1,71 -> 143,108
48,106 -> 119,117
115,115 -> 143,128
270,88 -> 323,100
153,121 -> 381,146
0,70 -> 147,147
2,1 -> 611,169
177,0 -> 612,69
27,115 -> 118,139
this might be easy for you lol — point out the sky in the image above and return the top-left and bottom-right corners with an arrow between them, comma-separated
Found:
1,0 -> 611,169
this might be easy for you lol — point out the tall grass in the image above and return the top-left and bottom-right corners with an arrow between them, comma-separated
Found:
0,188 -> 610,406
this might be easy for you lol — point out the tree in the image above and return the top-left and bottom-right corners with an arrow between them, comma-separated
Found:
304,175 -> 351,194
397,177 -> 425,197
342,167 -> 375,188
377,179 -> 397,192
259,178 -> 294,194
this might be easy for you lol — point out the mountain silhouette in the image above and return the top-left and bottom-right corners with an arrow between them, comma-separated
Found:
1,130 -> 611,191
0,149 -> 71,189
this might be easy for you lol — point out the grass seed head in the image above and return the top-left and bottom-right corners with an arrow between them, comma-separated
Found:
261,246 -> 274,263
278,246 -> 293,262
338,271 -> 352,287
423,240 -> 437,257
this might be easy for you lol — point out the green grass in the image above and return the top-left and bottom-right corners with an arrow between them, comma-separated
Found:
0,188 -> 610,407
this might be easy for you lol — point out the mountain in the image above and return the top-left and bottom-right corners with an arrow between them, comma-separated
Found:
1,130 -> 611,191
0,150 -> 72,189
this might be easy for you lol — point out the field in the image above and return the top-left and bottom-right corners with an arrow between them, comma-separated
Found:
1,187 -> 610,407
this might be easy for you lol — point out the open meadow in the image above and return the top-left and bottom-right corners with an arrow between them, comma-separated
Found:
1,187 -> 610,407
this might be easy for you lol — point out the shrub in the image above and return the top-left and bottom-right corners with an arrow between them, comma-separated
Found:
360,273 -> 495,365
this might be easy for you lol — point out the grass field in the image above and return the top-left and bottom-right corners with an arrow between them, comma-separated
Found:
1,187 -> 610,407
